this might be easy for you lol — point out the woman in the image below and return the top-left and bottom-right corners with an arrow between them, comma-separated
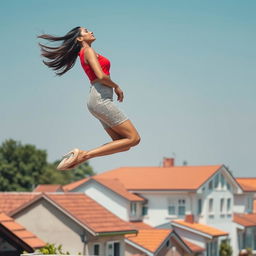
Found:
38,27 -> 140,170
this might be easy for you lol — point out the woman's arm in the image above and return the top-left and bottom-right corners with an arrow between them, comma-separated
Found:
84,47 -> 124,102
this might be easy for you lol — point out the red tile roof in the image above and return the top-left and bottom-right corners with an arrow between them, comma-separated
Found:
63,177 -> 145,201
93,178 -> 145,201
183,238 -> 205,252
10,193 -> 136,236
46,193 -> 136,234
236,178 -> 256,192
0,212 -> 45,248
62,178 -> 89,192
125,229 -> 171,253
64,165 -> 222,191
129,222 -> 154,229
172,220 -> 228,237
34,184 -> 63,192
0,193 -> 40,214
234,213 -> 256,227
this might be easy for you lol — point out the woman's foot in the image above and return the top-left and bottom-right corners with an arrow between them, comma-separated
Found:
64,150 -> 89,170
57,148 -> 80,171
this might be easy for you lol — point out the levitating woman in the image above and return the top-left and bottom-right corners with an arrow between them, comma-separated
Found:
38,27 -> 140,170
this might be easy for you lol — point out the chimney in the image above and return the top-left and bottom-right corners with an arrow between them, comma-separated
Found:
185,214 -> 194,223
163,157 -> 175,167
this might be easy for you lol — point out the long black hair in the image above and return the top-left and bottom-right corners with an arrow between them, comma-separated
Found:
38,27 -> 81,76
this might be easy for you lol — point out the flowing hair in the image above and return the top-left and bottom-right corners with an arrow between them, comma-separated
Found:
37,27 -> 81,76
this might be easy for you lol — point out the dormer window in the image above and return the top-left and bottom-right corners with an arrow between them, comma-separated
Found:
208,180 -> 213,191
130,202 -> 137,216
214,174 -> 219,188
220,174 -> 226,189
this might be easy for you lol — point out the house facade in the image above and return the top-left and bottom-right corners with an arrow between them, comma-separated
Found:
63,159 -> 256,255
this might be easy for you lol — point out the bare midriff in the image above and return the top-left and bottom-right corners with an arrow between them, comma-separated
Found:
90,75 -> 111,85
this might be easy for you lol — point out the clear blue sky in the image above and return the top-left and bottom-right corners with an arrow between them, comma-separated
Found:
1,0 -> 255,177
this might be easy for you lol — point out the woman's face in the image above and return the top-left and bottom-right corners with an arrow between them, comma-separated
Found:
79,27 -> 96,43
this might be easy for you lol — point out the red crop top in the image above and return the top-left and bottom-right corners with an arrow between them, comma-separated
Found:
78,47 -> 111,82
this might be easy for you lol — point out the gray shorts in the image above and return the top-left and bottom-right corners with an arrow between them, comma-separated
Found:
87,82 -> 128,129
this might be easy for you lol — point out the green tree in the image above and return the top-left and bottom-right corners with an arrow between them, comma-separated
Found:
0,139 -> 95,191
0,139 -> 47,191
219,239 -> 233,256
38,160 -> 94,185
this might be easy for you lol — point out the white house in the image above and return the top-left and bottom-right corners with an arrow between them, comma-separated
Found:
62,158 -> 256,256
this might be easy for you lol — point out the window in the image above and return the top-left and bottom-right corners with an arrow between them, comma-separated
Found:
227,198 -> 231,213
214,174 -> 219,188
208,180 -> 213,190
246,197 -> 253,213
220,174 -> 225,189
206,240 -> 217,256
130,202 -> 137,216
107,242 -> 120,256
93,244 -> 100,256
209,198 -> 214,213
168,200 -> 176,216
166,240 -> 170,248
220,198 -> 224,213
142,205 -> 148,216
178,199 -> 186,217
197,199 -> 202,215
227,183 -> 231,191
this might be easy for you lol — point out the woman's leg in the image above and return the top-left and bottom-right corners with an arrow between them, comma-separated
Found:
76,120 -> 140,163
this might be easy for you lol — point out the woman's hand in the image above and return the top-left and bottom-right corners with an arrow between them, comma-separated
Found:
114,86 -> 124,102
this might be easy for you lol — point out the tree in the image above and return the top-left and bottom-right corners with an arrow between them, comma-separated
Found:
219,239 -> 233,256
0,139 -> 95,191
0,139 -> 47,191
38,160 -> 94,185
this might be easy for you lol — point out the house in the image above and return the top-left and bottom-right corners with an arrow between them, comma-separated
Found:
234,178 -> 256,253
62,158 -> 256,255
0,212 -> 45,256
0,192 -> 137,255
126,222 -> 205,256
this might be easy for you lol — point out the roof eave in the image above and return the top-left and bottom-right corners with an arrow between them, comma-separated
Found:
125,237 -> 154,256
171,222 -> 228,239
97,229 -> 137,237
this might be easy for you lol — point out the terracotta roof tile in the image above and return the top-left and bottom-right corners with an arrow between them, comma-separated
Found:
0,193 -> 40,214
0,212 -> 45,248
46,193 -> 136,234
129,222 -> 154,230
182,238 -> 205,252
172,220 -> 228,237
62,178 -> 89,192
125,229 -> 171,253
2,221 -> 24,230
65,165 -> 222,191
34,184 -> 63,192
234,213 -> 256,227
93,178 -> 145,201
236,178 -> 256,192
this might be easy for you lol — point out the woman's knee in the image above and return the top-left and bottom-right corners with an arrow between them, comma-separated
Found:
130,134 -> 141,147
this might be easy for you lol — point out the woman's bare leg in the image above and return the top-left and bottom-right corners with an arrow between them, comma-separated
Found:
75,120 -> 140,164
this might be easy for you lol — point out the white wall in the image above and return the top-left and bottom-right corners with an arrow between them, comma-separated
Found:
139,192 -> 191,227
234,193 -> 254,213
75,181 -> 130,221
